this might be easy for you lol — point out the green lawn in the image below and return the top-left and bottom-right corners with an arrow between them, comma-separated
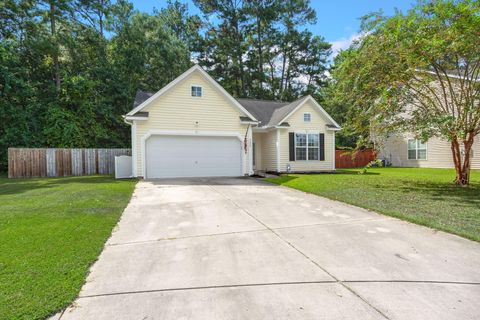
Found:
0,175 -> 136,320
266,168 -> 480,242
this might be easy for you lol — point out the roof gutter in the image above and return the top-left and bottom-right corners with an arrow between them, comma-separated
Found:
326,127 -> 342,131
241,121 -> 259,125
122,115 -> 132,126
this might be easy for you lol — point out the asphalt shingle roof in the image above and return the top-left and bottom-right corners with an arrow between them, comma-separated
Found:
264,96 -> 309,127
132,90 -> 330,128
133,90 -> 154,108
235,98 -> 290,126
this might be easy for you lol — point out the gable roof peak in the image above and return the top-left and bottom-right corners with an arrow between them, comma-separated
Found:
126,65 -> 257,121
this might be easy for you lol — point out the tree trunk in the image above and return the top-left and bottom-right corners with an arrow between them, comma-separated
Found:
269,61 -> 275,96
256,15 -> 263,91
50,1 -> 61,92
451,133 -> 474,186
280,49 -> 287,95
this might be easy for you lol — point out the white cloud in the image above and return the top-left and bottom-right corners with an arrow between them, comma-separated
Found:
330,32 -> 364,57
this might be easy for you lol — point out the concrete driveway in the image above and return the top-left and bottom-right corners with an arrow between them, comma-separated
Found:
58,177 -> 480,320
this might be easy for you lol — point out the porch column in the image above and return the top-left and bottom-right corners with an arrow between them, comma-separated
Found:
247,125 -> 254,175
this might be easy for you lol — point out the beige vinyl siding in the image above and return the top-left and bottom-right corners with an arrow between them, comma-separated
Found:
279,100 -> 335,172
379,133 -> 480,169
260,130 -> 278,172
133,71 -> 249,176
472,138 -> 480,169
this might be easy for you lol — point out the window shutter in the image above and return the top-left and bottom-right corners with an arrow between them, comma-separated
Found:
319,133 -> 325,161
289,132 -> 295,161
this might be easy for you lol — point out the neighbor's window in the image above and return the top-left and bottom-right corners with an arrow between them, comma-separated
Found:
303,113 -> 311,122
408,139 -> 427,160
295,133 -> 319,160
191,86 -> 202,97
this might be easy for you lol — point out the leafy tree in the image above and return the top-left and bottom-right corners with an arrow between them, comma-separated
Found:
332,0 -> 480,185
0,0 -> 198,171
0,0 -> 331,172
194,0 -> 250,97
321,51 -> 357,149
194,0 -> 330,100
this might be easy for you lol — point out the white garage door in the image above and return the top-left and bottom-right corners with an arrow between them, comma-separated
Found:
145,135 -> 243,178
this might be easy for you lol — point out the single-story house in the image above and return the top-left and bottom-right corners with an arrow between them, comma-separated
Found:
378,133 -> 480,169
123,65 -> 340,179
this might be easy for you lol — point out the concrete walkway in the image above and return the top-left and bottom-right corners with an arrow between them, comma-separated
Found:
57,177 -> 480,320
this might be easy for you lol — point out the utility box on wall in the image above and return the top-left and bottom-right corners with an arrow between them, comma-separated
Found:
115,155 -> 132,179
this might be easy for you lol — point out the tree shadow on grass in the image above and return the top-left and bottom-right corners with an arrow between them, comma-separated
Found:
333,169 -> 381,175
266,175 -> 299,184
0,175 -> 134,196
385,180 -> 480,208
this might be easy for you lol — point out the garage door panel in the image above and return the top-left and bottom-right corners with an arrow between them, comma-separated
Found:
146,135 -> 242,178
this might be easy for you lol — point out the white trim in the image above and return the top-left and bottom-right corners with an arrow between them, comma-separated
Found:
326,126 -> 341,131
125,116 -> 148,121
277,96 -> 341,129
253,127 -> 277,133
247,125 -> 254,175
241,121 -> 259,125
140,130 -> 245,178
332,131 -> 336,170
132,122 -> 137,176
252,139 -> 256,170
276,130 -> 281,172
126,65 -> 257,121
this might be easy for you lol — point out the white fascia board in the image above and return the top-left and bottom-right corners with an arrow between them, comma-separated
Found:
126,65 -> 258,122
125,116 -> 148,121
252,126 -> 276,133
326,126 -> 342,131
277,96 -> 341,129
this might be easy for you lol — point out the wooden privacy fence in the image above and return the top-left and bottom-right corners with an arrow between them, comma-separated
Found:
335,149 -> 376,168
8,148 -> 131,178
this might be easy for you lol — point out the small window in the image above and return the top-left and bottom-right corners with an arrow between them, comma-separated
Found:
408,139 -> 427,160
191,86 -> 202,97
295,132 -> 319,161
303,113 -> 311,122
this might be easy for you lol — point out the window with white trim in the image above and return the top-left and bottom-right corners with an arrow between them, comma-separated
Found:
295,133 -> 319,160
407,139 -> 427,160
303,113 -> 311,122
191,86 -> 202,97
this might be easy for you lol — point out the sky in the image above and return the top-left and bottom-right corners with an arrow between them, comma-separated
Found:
130,0 -> 415,56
